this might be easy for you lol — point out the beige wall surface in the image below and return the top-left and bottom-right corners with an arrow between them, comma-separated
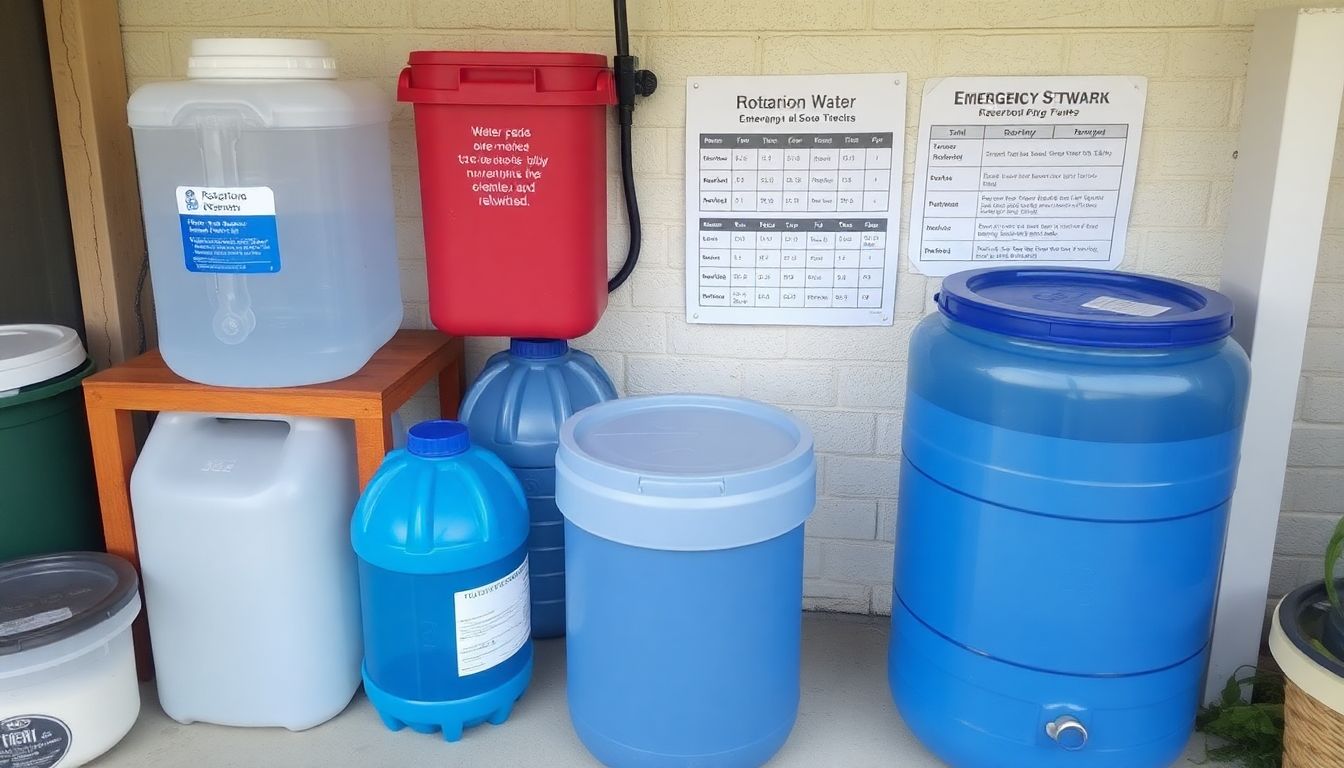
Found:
118,0 -> 1344,615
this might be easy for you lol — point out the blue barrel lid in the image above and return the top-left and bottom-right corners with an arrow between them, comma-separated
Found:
509,338 -> 569,359
937,267 -> 1235,348
556,395 -> 816,552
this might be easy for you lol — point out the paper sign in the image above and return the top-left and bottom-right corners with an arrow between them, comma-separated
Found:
685,74 -> 907,326
908,76 -> 1147,276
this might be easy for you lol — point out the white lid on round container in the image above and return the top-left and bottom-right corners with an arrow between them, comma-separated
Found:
0,325 -> 87,394
556,394 -> 816,551
127,38 -> 390,129
0,553 -> 142,680
188,38 -> 337,80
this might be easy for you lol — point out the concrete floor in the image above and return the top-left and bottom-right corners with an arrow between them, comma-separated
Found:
90,613 -> 1226,767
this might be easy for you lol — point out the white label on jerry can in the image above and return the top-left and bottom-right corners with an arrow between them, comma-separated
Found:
454,557 -> 531,676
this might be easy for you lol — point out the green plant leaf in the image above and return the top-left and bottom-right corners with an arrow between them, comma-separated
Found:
1197,669 -> 1284,768
1325,515 -> 1344,613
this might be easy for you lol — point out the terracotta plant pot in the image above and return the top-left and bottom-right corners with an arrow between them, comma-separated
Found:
1270,580 -> 1344,768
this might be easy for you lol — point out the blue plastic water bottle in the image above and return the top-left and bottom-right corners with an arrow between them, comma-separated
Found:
458,338 -> 617,638
352,420 -> 532,742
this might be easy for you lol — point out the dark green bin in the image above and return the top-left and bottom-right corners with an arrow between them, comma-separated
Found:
0,357 -> 102,561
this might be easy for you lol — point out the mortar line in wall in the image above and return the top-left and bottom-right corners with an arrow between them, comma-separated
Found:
136,27 -> 612,38
1295,414 -> 1344,427
706,25 -> 1251,35
862,0 -> 876,30
123,24 -> 1260,36
1290,419 -> 1344,430
867,24 -> 1252,34
1157,30 -> 1175,77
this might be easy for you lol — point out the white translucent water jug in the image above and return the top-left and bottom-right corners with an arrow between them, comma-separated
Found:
128,39 -> 402,387
129,412 -> 362,730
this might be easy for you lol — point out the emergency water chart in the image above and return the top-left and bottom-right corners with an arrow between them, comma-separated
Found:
685,74 -> 907,326
908,75 -> 1147,276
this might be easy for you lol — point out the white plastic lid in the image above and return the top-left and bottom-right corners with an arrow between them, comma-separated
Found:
0,552 -> 142,680
0,325 -> 86,393
556,395 -> 816,551
188,38 -> 338,80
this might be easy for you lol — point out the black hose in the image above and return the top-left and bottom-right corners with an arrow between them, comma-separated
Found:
613,0 -> 630,57
610,0 -> 639,294
608,122 -> 640,292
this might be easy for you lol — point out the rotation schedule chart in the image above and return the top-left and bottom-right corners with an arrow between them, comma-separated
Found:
696,217 -> 889,310
685,74 -> 907,326
909,75 -> 1147,277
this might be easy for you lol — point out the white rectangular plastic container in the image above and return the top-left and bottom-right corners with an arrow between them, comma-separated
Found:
129,412 -> 362,730
127,39 -> 402,387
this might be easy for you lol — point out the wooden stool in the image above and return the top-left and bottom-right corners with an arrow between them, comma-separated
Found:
81,329 -> 465,677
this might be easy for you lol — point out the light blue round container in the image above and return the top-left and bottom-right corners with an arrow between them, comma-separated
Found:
458,338 -> 617,639
557,395 -> 816,768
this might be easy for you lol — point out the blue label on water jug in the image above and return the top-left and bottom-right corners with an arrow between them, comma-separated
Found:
176,186 -> 281,274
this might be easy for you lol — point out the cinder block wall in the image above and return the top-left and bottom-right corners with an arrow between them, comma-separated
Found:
118,0 -> 1344,615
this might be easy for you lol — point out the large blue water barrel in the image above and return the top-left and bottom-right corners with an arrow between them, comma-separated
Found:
889,268 -> 1250,768
557,395 -> 815,768
352,420 -> 532,742
459,338 -> 617,639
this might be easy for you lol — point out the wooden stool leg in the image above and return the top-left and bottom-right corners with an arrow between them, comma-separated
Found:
85,403 -> 154,680
354,416 -> 394,490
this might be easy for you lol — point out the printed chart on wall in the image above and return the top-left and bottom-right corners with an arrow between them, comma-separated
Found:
908,75 -> 1147,277
685,74 -> 907,326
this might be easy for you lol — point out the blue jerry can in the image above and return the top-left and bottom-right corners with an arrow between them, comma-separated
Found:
352,420 -> 532,742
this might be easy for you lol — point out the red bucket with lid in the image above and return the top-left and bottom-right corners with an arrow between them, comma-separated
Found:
399,51 -> 616,339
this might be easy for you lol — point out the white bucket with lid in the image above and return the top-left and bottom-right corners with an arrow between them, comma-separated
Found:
0,325 -> 86,397
0,552 -> 142,768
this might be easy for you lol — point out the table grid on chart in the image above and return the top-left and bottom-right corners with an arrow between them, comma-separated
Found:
696,218 -> 887,309
696,132 -> 895,309
698,132 -> 895,214
917,123 -> 1129,264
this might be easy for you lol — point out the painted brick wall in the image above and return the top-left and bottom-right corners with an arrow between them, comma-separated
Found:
117,0 -> 1344,616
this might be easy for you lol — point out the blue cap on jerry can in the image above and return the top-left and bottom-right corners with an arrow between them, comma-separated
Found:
406,420 -> 471,458
510,338 -> 569,359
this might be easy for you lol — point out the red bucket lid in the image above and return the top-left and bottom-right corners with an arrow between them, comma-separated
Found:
399,50 -> 615,106
407,51 -> 609,68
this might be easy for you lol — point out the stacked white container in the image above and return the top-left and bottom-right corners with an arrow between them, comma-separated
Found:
127,38 -> 402,387
130,413 -> 362,730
